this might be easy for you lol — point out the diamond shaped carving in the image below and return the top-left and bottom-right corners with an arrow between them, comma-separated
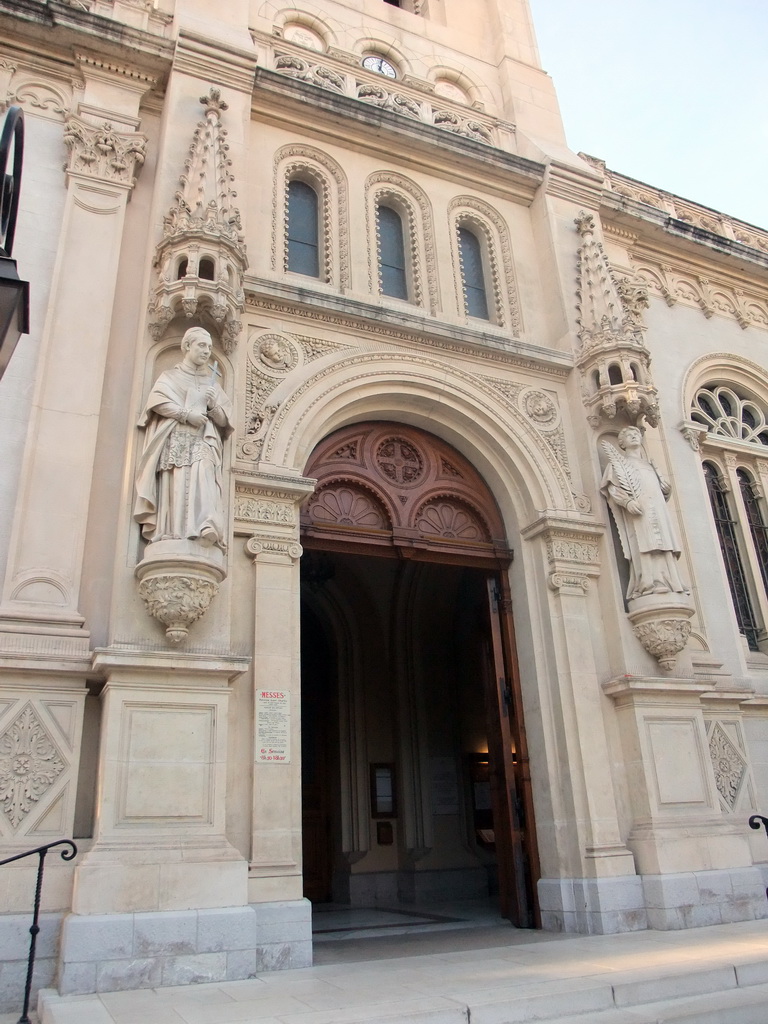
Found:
0,704 -> 66,829
708,722 -> 747,810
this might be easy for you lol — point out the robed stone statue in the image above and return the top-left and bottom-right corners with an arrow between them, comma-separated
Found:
134,327 -> 234,551
600,426 -> 688,600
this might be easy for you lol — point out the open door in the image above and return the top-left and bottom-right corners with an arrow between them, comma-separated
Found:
486,576 -> 540,928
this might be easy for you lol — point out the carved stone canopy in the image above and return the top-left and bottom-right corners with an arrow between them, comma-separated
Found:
575,212 -> 659,428
148,89 -> 247,351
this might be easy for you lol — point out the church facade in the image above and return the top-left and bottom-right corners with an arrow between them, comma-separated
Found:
1,0 -> 768,1004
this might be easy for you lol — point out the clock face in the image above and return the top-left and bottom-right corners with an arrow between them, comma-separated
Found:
362,55 -> 397,79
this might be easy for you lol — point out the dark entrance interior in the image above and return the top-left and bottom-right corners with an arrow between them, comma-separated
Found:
299,422 -> 539,932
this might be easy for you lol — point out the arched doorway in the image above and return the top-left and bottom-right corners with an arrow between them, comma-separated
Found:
300,422 -> 539,928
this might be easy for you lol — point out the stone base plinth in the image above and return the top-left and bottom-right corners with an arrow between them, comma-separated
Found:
538,875 -> 648,934
538,867 -> 768,935
642,867 -> 768,929
0,912 -> 62,1013
57,900 -> 312,996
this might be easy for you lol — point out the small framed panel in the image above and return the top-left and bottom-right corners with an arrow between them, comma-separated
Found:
370,762 -> 397,818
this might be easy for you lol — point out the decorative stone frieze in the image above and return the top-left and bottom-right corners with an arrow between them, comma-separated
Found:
148,89 -> 247,350
63,115 -> 147,187
574,212 -> 660,428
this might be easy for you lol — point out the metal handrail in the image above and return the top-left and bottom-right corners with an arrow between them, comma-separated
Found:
0,840 -> 77,1024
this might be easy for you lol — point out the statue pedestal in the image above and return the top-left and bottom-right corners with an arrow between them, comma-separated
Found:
602,674 -> 766,928
135,540 -> 226,644
627,593 -> 695,673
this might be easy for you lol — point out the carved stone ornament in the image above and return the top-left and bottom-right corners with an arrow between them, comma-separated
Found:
148,88 -> 247,350
63,115 -> 147,187
708,722 -> 747,810
136,568 -> 221,644
0,704 -> 65,829
627,594 -> 695,673
574,212 -> 660,428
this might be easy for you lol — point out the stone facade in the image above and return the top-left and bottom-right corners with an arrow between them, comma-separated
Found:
1,0 -> 768,1007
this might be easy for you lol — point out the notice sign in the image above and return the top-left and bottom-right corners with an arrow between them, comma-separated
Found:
257,689 -> 291,763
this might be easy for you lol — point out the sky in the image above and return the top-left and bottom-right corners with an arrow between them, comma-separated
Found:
528,1 -> 768,229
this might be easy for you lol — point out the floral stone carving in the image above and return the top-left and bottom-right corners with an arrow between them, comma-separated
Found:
708,722 -> 747,810
630,616 -> 692,672
137,570 -> 220,644
0,704 -> 65,829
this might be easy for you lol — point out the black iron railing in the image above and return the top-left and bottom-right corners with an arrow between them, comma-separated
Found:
0,840 -> 77,1024
748,815 -> 768,902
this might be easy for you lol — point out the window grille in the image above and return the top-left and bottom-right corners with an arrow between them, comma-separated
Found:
703,462 -> 760,651
738,469 -> 768,597
691,385 -> 768,446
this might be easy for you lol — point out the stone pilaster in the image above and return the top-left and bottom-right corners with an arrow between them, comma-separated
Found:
0,59 -> 153,644
523,514 -> 637,879
236,472 -> 314,904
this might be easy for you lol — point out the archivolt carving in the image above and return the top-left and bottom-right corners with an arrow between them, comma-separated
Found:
272,144 -> 350,289
244,293 -> 569,376
239,330 -> 353,460
448,195 -> 521,334
365,171 -> 439,313
266,352 -> 573,511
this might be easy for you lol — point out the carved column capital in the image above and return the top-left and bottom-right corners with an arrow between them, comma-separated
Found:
245,536 -> 303,564
522,513 -> 603,595
63,114 -> 147,189
548,571 -> 590,594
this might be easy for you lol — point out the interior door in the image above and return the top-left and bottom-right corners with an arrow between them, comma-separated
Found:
486,576 -> 539,928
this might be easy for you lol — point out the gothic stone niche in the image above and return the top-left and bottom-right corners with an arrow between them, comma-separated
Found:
302,421 -> 509,564
599,426 -> 694,671
133,328 -> 232,643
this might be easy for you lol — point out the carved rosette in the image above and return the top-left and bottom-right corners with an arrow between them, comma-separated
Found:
627,595 -> 695,673
135,547 -> 225,644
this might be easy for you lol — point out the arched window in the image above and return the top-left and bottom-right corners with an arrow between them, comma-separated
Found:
703,462 -> 760,651
287,180 -> 320,278
199,257 -> 215,281
458,227 -> 489,320
738,469 -> 768,596
377,204 -> 408,300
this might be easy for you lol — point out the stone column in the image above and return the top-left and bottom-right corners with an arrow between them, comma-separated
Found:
522,514 -> 643,933
238,472 -> 314,969
603,676 -> 766,928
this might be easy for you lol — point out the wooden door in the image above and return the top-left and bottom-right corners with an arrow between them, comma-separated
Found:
485,576 -> 540,928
